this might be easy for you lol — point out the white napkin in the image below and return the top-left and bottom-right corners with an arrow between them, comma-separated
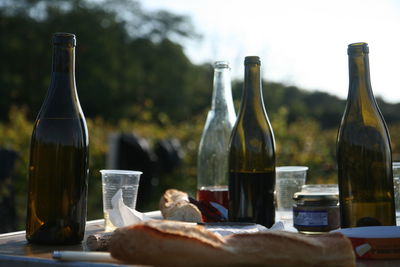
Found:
108,189 -> 285,236
108,189 -> 151,227
205,221 -> 284,237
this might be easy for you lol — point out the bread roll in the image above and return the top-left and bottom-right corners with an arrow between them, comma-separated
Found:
159,189 -> 202,223
109,220 -> 356,267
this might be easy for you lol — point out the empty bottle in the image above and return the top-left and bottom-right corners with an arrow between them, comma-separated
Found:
337,42 -> 396,228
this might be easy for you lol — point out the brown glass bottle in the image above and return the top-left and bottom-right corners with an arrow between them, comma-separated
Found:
228,56 -> 276,227
26,33 -> 89,244
337,42 -> 396,228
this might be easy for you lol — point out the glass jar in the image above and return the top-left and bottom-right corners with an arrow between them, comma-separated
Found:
293,185 -> 340,234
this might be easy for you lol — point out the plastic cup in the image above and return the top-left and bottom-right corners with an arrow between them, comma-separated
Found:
393,162 -> 400,215
100,169 -> 142,231
276,166 -> 308,211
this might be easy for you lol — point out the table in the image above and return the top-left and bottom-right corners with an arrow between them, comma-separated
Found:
0,211 -> 399,266
0,219 -> 128,267
0,210 -> 162,267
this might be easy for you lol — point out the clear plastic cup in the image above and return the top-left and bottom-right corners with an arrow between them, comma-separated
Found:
276,166 -> 308,211
100,169 -> 142,231
393,162 -> 400,216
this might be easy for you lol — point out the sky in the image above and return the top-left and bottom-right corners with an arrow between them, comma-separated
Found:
142,0 -> 400,103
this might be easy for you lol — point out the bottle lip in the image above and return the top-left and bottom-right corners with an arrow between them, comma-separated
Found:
244,56 -> 261,65
348,42 -> 369,55
53,32 -> 76,47
214,61 -> 230,69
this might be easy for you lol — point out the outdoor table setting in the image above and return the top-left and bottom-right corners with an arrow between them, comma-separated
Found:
2,32 -> 400,267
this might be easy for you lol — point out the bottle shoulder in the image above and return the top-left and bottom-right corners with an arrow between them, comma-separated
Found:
233,109 -> 273,134
199,118 -> 234,150
340,92 -> 385,124
39,73 -> 84,118
339,102 -> 388,137
31,117 -> 88,145
337,115 -> 391,154
229,118 -> 275,152
200,109 -> 235,134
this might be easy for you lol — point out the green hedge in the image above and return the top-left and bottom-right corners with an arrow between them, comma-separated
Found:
2,107 -> 400,230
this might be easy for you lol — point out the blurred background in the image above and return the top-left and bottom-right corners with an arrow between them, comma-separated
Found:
1,0 -> 400,232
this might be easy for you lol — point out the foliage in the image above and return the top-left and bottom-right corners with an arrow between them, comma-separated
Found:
3,107 -> 400,230
0,0 -> 211,123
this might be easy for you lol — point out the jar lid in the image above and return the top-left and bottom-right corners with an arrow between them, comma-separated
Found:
293,191 -> 338,202
301,184 -> 338,193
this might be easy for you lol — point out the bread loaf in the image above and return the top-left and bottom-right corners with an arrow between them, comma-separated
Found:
159,189 -> 202,223
109,220 -> 356,266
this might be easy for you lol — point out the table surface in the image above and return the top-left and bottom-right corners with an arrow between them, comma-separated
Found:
0,211 -> 399,267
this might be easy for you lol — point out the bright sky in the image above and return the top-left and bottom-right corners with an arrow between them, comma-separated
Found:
142,0 -> 400,103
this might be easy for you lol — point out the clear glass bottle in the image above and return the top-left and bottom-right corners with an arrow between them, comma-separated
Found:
228,56 -> 276,227
337,42 -> 396,228
197,61 -> 236,219
26,33 -> 89,244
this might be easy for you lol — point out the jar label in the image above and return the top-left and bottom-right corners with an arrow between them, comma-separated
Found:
293,210 -> 328,227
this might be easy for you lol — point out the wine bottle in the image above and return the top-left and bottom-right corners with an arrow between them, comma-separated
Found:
337,42 -> 396,228
197,61 -> 236,221
26,33 -> 89,244
228,56 -> 276,227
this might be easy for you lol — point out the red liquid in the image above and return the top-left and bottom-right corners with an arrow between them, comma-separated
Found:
197,186 -> 229,208
197,186 -> 229,222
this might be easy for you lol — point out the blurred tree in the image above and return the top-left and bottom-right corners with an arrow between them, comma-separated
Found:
0,0 -> 211,123
2,0 -> 400,127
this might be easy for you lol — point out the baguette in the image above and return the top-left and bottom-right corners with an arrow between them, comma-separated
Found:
109,220 -> 355,267
225,231 -> 355,266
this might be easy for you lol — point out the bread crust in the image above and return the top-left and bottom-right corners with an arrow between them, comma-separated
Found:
110,221 -> 231,266
225,231 -> 355,266
110,220 -> 356,267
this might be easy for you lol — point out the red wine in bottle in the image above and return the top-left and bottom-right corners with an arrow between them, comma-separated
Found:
197,186 -> 229,209
26,33 -> 89,244
228,56 -> 276,228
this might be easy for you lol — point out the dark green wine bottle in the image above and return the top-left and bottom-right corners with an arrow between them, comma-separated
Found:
337,42 -> 396,228
26,33 -> 89,244
228,56 -> 276,227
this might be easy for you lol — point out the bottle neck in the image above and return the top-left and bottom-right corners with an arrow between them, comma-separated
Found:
52,44 -> 75,74
240,63 -> 265,113
211,66 -> 233,110
48,44 -> 77,98
42,43 -> 79,117
347,52 -> 374,102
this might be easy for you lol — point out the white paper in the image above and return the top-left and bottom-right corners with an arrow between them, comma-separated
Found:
205,221 -> 284,237
108,189 -> 151,228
